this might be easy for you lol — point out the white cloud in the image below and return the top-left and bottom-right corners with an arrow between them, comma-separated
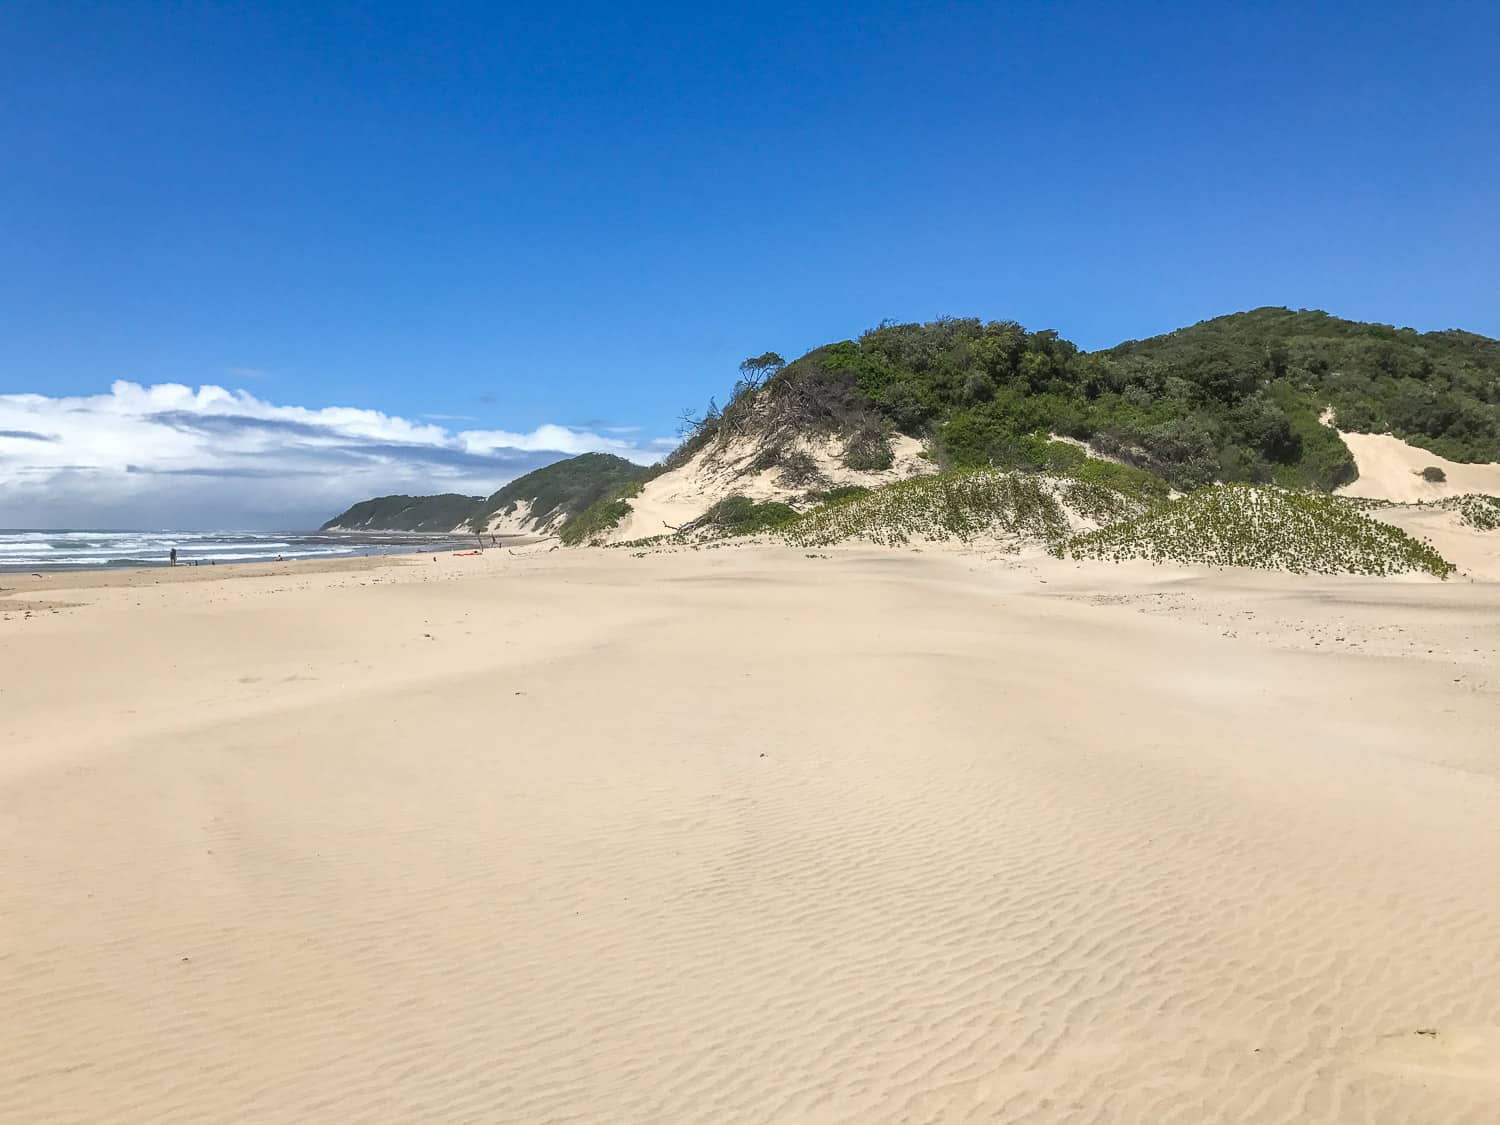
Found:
0,381 -> 666,530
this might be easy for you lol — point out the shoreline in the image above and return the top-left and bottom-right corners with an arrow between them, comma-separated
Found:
0,533 -> 540,589
0,527 -> 533,579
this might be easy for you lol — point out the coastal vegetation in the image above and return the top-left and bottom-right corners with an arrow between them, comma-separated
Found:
1105,309 -> 1500,465
782,470 -> 1081,548
325,310 -> 1498,581
677,309 -> 1500,494
682,495 -> 801,538
805,484 -> 870,505
1432,493 -> 1500,531
1056,485 -> 1455,577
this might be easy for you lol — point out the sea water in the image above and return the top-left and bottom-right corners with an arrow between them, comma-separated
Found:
0,529 -> 470,572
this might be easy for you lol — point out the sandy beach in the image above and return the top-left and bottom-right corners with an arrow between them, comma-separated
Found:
3,545 -> 1498,1123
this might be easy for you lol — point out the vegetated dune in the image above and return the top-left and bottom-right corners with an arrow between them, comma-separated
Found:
605,431 -> 933,543
626,451 -> 1483,582
783,468 -> 1146,548
1361,496 -> 1500,581
1060,484 -> 1456,577
1335,429 -> 1500,502
4,547 -> 1499,1124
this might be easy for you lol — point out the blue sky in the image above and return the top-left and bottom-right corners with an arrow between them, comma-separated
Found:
2,1 -> 1497,527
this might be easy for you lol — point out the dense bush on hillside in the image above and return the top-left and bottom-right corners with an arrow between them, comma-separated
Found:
322,493 -> 480,532
679,309 -> 1499,496
1106,308 -> 1500,465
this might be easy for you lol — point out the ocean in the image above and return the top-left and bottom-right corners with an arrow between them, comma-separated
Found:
0,529 -> 471,572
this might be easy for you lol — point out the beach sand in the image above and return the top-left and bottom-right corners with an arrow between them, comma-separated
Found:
3,545 -> 1498,1123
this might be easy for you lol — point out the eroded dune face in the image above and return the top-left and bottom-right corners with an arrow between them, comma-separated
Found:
606,432 -> 934,543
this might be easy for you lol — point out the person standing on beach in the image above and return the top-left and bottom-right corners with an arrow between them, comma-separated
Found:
169,547 -> 177,567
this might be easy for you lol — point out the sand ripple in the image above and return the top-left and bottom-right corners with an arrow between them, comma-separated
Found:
2,548 -> 1498,1122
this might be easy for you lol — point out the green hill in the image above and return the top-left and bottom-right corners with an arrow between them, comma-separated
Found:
469,452 -> 652,534
679,309 -> 1500,496
321,493 -> 480,532
323,453 -> 651,535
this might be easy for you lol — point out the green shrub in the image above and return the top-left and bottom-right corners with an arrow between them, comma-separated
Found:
1421,466 -> 1447,483
1034,440 -> 1173,503
558,497 -> 633,545
1264,381 -> 1358,490
694,495 -> 801,537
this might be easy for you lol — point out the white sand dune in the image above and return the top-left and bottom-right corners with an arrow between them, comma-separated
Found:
1335,430 -> 1500,502
2,547 -> 1499,1123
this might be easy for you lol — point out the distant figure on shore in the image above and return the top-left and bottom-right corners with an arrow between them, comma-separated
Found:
169,547 -> 177,567
490,535 -> 498,547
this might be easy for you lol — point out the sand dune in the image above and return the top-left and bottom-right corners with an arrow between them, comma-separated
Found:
1336,430 -> 1500,502
609,432 -> 932,542
1364,502 -> 1500,581
2,547 -> 1499,1123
